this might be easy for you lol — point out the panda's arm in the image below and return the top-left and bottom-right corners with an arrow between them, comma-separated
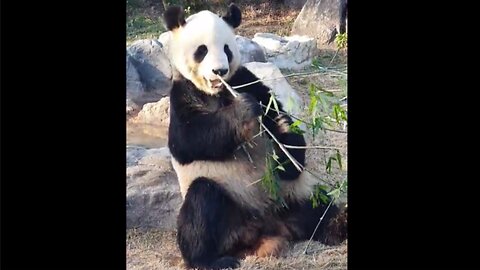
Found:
229,67 -> 306,180
168,81 -> 261,163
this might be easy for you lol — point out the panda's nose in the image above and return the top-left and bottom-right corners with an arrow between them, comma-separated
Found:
212,69 -> 228,76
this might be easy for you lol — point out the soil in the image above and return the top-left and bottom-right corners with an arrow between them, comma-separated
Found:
127,229 -> 347,270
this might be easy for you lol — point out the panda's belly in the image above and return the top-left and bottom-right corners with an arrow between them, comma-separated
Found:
171,136 -> 274,211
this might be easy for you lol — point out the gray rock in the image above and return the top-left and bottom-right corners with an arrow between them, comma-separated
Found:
127,98 -> 141,118
252,33 -> 316,71
126,54 -> 144,102
158,32 -> 172,59
285,0 -> 308,9
235,35 -> 266,64
126,146 -> 182,229
244,62 -> 304,119
130,97 -> 170,127
127,39 -> 173,102
291,0 -> 347,48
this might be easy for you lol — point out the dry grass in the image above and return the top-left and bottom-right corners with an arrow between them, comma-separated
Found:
127,2 -> 302,44
236,3 -> 301,38
127,229 -> 347,270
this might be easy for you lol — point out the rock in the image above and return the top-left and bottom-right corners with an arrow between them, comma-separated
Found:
127,97 -> 170,148
127,98 -> 141,118
252,33 -> 316,70
127,39 -> 173,104
126,146 -> 182,229
127,146 -> 172,167
291,0 -> 348,48
127,54 -> 144,102
158,32 -> 172,59
130,97 -> 170,127
285,0 -> 307,9
244,62 -> 304,118
159,32 -> 267,64
235,35 -> 266,64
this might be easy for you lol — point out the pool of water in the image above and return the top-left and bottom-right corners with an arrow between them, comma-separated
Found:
127,122 -> 168,149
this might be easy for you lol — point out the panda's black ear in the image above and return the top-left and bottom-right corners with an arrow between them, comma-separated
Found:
222,3 -> 241,29
164,5 -> 186,31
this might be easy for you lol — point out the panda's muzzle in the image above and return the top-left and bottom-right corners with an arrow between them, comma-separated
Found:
212,68 -> 228,76
208,79 -> 223,89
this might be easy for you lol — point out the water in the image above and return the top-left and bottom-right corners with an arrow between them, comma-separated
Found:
127,122 -> 168,149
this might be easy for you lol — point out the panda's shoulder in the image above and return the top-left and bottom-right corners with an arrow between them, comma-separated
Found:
170,79 -> 198,103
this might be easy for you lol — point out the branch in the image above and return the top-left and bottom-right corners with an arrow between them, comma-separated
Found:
325,128 -> 347,134
283,144 -> 341,150
260,121 -> 303,172
217,75 -> 303,173
231,70 -> 325,90
303,198 -> 335,255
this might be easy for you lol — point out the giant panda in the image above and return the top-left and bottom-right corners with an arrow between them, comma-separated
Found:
164,4 -> 347,270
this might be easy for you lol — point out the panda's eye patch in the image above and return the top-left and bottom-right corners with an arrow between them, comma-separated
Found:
194,45 -> 208,63
224,44 -> 233,63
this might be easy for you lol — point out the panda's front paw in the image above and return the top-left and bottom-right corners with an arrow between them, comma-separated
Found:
237,93 -> 262,120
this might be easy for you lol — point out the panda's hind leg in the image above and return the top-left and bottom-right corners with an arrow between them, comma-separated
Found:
177,177 -> 243,270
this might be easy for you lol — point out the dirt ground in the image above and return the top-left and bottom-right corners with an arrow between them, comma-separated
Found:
127,229 -> 347,270
127,2 -> 347,269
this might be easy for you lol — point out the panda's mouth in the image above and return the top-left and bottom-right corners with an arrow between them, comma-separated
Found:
207,79 -> 224,90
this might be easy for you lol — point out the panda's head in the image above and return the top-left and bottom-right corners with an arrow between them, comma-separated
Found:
164,4 -> 242,95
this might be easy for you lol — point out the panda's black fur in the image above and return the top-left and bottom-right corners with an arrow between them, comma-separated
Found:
165,4 -> 347,270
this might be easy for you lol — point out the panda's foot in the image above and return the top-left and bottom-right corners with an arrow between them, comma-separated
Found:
254,236 -> 287,258
208,256 -> 241,269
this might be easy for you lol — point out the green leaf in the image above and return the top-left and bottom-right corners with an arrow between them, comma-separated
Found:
308,84 -> 318,114
327,189 -> 341,199
290,120 -> 305,135
310,184 -> 331,208
285,96 -> 295,112
311,117 -> 323,137
333,104 -> 342,124
276,165 -> 286,171
317,92 -> 329,113
336,150 -> 343,170
326,156 -> 336,174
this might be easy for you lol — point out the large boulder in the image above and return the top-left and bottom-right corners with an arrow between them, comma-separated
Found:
127,54 -> 144,116
291,0 -> 347,48
126,53 -> 144,101
127,39 -> 173,106
252,33 -> 316,70
158,32 -> 172,60
285,0 -> 308,9
130,97 -> 170,127
127,98 -> 141,118
235,35 -> 267,64
126,146 -> 182,229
